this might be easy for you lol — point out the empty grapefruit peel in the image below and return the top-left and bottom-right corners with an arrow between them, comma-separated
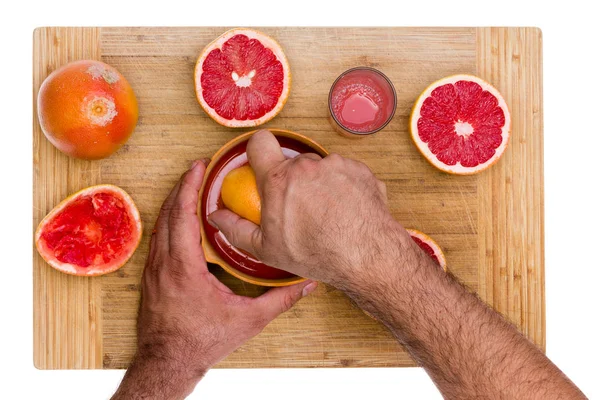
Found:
35,184 -> 142,276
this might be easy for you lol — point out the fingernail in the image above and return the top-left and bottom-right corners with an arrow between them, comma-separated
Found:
200,158 -> 211,167
190,160 -> 200,170
302,281 -> 318,297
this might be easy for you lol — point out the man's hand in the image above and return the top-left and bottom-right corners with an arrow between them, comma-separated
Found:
208,130 -> 407,288
208,130 -> 586,400
112,159 -> 317,400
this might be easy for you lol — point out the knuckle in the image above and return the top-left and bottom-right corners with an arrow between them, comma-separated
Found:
181,170 -> 194,185
228,225 -> 242,247
160,202 -> 173,216
173,199 -> 187,213
250,229 -> 263,258
325,153 -> 344,165
145,253 -> 166,278
162,269 -> 191,293
168,206 -> 186,225
227,218 -> 250,251
295,157 -> 315,170
263,166 -> 288,195
353,159 -> 372,175
167,265 -> 188,282
180,170 -> 198,191
266,165 -> 287,184
290,158 -> 316,178
175,197 -> 196,214
167,215 -> 182,233
142,264 -> 159,286
298,152 -> 321,162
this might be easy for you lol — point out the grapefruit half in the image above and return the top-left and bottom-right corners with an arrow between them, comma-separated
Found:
407,229 -> 447,271
221,165 -> 262,225
35,185 -> 142,276
194,28 -> 291,127
410,74 -> 511,175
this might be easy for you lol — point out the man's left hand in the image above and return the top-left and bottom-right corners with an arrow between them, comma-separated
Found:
112,159 -> 317,399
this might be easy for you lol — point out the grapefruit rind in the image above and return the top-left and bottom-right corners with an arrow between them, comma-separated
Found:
35,184 -> 142,277
194,28 -> 291,128
37,60 -> 139,160
406,228 -> 447,271
409,74 -> 511,175
221,165 -> 262,226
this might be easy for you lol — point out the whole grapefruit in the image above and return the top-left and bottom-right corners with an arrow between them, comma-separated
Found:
37,60 -> 139,160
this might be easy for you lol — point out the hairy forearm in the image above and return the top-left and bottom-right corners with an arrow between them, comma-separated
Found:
346,226 -> 585,400
111,354 -> 204,400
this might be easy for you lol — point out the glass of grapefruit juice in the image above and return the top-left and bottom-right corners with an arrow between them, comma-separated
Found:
329,67 -> 397,138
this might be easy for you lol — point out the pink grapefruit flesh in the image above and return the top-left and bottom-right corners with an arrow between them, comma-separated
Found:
410,74 -> 511,175
194,28 -> 291,127
35,185 -> 142,276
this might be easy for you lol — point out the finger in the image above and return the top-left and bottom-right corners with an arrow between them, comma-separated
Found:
142,231 -> 158,284
252,280 -> 318,322
168,159 -> 209,265
207,209 -> 263,258
247,129 -> 286,187
147,230 -> 158,268
154,178 -> 183,248
157,159 -> 210,242
169,160 -> 207,229
376,180 -> 388,205
295,152 -> 322,161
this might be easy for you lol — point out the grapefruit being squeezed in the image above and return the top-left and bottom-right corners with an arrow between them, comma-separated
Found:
410,75 -> 511,175
221,165 -> 261,225
194,28 -> 291,127
35,185 -> 142,276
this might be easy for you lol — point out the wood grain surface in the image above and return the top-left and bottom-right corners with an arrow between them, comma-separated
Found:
33,27 -> 544,369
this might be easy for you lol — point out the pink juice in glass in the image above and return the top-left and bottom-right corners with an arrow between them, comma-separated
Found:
329,67 -> 396,137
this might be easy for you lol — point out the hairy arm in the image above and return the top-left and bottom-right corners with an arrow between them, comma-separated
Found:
210,129 -> 586,400
112,355 -> 202,400
347,226 -> 585,399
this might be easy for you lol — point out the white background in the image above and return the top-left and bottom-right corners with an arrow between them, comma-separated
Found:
1,0 -> 599,398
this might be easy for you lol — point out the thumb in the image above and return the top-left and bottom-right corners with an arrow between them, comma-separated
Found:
252,280 -> 318,322
247,129 -> 286,188
208,209 -> 263,257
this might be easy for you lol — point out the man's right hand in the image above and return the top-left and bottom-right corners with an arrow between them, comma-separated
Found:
208,129 -> 411,287
209,129 -> 586,400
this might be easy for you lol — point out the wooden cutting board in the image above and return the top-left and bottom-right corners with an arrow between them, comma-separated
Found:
33,27 -> 544,369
